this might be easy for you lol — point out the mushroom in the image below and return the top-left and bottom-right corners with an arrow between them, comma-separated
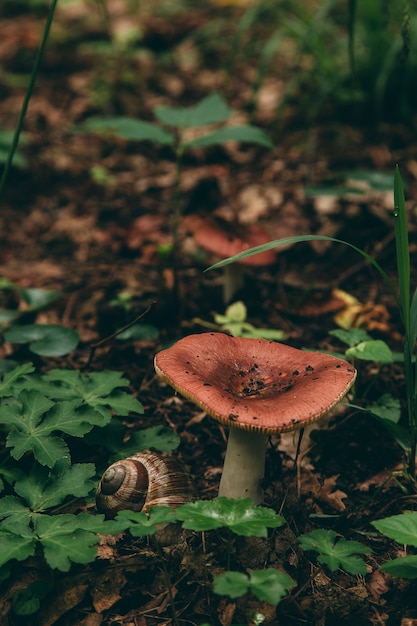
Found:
191,217 -> 277,303
154,332 -> 356,505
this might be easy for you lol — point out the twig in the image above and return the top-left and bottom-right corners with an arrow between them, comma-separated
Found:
84,301 -> 155,368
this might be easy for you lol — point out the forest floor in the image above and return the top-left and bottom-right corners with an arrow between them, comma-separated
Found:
1,1 -> 417,625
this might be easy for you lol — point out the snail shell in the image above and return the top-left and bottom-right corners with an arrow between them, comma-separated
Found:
96,452 -> 195,519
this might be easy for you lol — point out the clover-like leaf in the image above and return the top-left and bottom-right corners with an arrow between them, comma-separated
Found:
213,569 -> 294,605
176,497 -> 285,537
116,506 -> 178,537
249,569 -> 295,604
4,324 -> 79,356
299,529 -> 370,574
213,571 -> 249,599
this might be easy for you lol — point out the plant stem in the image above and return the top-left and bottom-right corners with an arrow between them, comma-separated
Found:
0,0 -> 58,199
170,145 -> 183,307
394,167 -> 416,476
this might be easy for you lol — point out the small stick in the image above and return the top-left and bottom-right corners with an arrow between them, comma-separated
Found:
84,301 -> 155,368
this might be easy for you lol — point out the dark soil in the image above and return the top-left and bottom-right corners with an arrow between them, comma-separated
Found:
1,2 -> 417,625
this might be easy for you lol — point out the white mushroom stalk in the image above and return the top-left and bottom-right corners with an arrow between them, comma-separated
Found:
154,333 -> 357,505
218,428 -> 266,503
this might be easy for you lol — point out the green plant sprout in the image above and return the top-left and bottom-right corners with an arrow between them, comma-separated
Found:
372,512 -> 417,579
329,328 -> 394,364
77,92 -> 273,300
207,167 -> 417,479
192,300 -> 287,340
213,568 -> 295,606
298,529 -> 371,575
326,327 -> 411,450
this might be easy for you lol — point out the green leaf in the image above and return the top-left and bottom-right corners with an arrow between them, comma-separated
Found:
345,170 -> 394,192
155,93 -> 232,128
220,301 -> 247,323
176,497 -> 285,537
0,496 -> 32,528
1,390 -> 70,467
299,529 -> 370,574
372,512 -> 417,547
14,463 -> 96,511
38,369 -> 143,416
4,324 -> 79,356
84,423 -> 179,458
113,425 -> 180,458
78,117 -> 174,145
248,569 -> 295,605
213,571 -> 249,599
366,394 -> 401,422
345,340 -> 393,363
34,513 -> 100,571
0,310 -> 20,325
185,125 -> 273,149
0,532 -> 36,568
329,328 -> 371,347
0,362 -> 35,397
240,327 -> 288,341
12,579 -> 53,616
116,506 -> 177,537
213,569 -> 295,605
20,288 -> 60,310
379,555 -> 417,579
44,401 -> 111,436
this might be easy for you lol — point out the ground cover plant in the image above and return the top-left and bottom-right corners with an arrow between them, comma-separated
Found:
1,0 -> 417,624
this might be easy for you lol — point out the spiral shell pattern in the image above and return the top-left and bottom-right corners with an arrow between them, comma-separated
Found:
96,453 -> 195,518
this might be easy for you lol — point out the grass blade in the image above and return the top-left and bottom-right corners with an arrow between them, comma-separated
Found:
393,166 -> 410,338
206,234 -> 400,309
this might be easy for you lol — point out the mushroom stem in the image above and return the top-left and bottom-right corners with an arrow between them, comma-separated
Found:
218,428 -> 266,504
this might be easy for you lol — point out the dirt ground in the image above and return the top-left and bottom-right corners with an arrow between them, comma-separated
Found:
1,2 -> 417,625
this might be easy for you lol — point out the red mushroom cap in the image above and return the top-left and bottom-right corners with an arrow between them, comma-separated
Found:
154,333 -> 356,434
193,217 -> 276,267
